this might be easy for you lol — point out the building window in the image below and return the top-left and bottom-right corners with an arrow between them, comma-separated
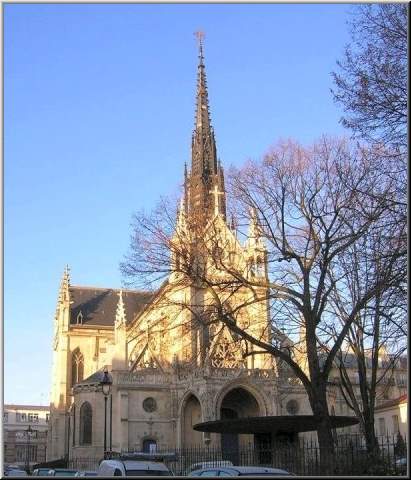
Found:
16,445 -> 37,462
71,349 -> 84,387
3,412 -> 8,423
79,402 -> 92,445
46,414 -> 50,423
378,417 -> 386,436
28,413 -> 39,423
77,311 -> 83,324
16,413 -> 27,422
16,429 -> 37,440
16,445 -> 26,462
142,397 -> 157,413
392,414 -> 400,434
397,376 -> 406,386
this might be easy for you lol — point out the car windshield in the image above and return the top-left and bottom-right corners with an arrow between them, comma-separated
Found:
126,470 -> 170,476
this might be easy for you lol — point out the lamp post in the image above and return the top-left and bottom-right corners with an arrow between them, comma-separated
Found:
25,425 -> 33,473
100,367 -> 112,457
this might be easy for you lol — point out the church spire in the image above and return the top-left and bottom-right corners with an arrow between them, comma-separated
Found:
187,32 -> 226,222
191,31 -> 217,178
115,289 -> 127,326
194,32 -> 214,147
58,264 -> 71,305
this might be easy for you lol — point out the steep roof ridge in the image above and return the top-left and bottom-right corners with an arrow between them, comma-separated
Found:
69,285 -> 151,294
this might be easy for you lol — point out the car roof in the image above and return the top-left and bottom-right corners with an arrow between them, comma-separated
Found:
52,469 -> 78,471
192,466 -> 291,475
102,460 -> 169,471
230,466 -> 290,474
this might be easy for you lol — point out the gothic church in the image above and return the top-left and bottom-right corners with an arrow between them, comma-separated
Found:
47,39 -> 312,463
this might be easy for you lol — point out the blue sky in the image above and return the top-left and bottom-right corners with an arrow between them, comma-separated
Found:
4,3 -> 352,404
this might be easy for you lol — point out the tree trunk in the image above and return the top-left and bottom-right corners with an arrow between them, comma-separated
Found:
310,381 -> 336,474
314,408 -> 336,474
304,311 -> 336,474
363,415 -> 380,456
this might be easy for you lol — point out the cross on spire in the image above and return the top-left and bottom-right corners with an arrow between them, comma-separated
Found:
194,30 -> 205,46
209,185 -> 225,216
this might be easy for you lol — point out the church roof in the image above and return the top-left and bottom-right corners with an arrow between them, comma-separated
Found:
69,286 -> 154,327
77,368 -> 113,386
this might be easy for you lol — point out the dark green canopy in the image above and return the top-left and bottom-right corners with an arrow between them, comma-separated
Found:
194,415 -> 359,434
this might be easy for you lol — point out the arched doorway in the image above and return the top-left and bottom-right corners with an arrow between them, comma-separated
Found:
220,387 -> 260,464
182,394 -> 203,447
142,438 -> 157,453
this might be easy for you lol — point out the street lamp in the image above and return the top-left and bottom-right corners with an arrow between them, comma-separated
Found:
100,367 -> 112,456
25,425 -> 33,473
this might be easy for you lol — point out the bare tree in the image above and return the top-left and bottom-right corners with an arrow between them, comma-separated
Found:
331,4 -> 407,152
328,216 -> 406,457
121,137 -> 400,471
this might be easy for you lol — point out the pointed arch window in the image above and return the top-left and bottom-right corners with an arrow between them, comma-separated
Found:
71,349 -> 84,387
79,401 -> 92,445
76,311 -> 83,325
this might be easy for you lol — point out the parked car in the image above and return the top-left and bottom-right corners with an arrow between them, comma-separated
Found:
4,468 -> 28,477
189,466 -> 294,476
32,468 -> 53,476
98,459 -> 172,476
47,469 -> 79,476
395,457 -> 407,474
186,460 -> 233,474
74,472 -> 99,477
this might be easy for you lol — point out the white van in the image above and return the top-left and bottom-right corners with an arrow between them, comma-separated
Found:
98,459 -> 172,476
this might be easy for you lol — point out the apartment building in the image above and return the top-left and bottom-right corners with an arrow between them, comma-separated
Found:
3,404 -> 49,470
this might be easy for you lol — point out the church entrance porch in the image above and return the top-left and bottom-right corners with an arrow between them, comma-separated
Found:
219,387 -> 260,464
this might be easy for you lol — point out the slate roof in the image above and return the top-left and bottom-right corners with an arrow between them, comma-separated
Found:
77,369 -> 113,385
69,286 -> 154,327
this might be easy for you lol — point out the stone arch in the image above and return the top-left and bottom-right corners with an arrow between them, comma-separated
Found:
180,391 -> 203,447
140,435 -> 158,453
216,383 -> 268,461
216,381 -> 268,419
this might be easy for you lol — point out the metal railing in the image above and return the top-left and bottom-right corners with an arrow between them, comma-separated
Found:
67,434 -> 407,476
